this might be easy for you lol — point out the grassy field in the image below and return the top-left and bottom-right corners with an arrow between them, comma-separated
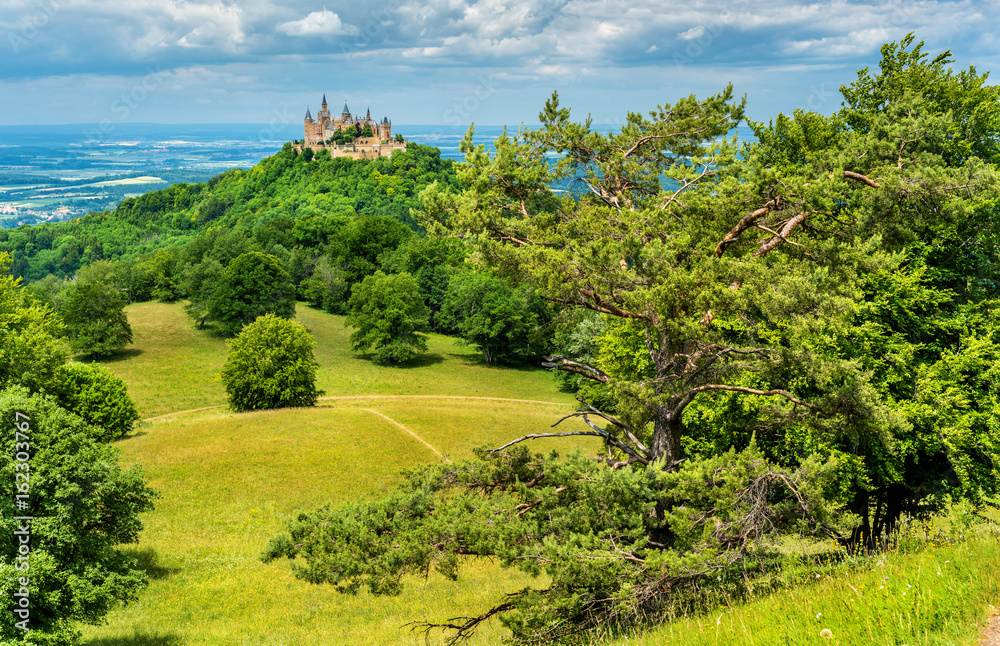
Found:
81,302 -> 1000,646
113,302 -> 578,419
82,301 -> 600,645
615,532 -> 1000,646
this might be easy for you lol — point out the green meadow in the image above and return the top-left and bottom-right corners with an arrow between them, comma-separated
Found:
82,301 -> 598,645
82,302 -> 1000,646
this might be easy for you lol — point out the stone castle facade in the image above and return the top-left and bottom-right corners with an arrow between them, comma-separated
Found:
301,95 -> 406,160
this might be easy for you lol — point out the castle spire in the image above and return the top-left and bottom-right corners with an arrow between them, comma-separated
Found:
322,94 -> 328,107
305,107 -> 313,121
342,101 -> 350,115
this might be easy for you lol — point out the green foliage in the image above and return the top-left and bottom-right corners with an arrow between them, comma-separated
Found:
421,37 -> 1000,552
220,314 -> 323,412
328,127 -> 357,145
0,254 -> 67,393
361,124 -> 374,138
840,32 -> 1000,165
61,280 -> 133,358
440,271 -> 541,363
329,214 -> 414,287
299,256 -> 349,314
207,252 -> 295,335
346,271 -> 429,364
264,444 -> 836,644
0,144 -> 457,283
0,387 -> 157,644
49,362 -> 140,442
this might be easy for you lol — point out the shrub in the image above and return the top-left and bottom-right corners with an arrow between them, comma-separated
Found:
50,362 -> 140,442
220,314 -> 323,412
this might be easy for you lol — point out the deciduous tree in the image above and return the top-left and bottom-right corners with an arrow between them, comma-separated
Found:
0,387 -> 157,644
346,271 -> 429,365
208,251 -> 295,335
220,314 -> 323,412
61,280 -> 133,358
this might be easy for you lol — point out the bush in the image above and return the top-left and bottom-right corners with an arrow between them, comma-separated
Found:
220,314 -> 323,412
50,362 -> 140,442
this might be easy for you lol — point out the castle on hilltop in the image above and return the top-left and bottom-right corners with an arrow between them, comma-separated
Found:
301,95 -> 405,159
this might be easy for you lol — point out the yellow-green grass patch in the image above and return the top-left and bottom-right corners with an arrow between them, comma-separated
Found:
109,302 -> 577,418
83,403 -> 598,645
608,533 -> 1000,646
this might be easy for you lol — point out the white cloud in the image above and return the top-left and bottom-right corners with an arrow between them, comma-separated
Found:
678,25 -> 705,41
276,9 -> 356,37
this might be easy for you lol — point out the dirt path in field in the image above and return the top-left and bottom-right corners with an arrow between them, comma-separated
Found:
980,612 -> 1000,646
142,394 -> 570,422
357,408 -> 449,462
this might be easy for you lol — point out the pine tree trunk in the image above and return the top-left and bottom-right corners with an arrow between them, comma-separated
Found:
650,408 -> 683,470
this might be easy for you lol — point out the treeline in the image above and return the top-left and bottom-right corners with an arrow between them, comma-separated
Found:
0,143 -> 458,282
13,141 -> 556,365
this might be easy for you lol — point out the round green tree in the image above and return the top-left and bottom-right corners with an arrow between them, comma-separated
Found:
208,252 -> 296,335
220,314 -> 323,412
346,271 -> 429,365
0,253 -> 67,393
0,387 -> 157,644
50,362 -> 140,442
61,280 -> 132,358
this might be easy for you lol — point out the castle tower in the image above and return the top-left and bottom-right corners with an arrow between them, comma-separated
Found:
342,102 -> 351,120
304,107 -> 323,145
317,94 -> 331,125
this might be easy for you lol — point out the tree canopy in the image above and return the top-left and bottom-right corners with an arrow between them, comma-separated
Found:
221,314 -> 324,412
0,387 -> 157,644
61,279 -> 133,358
268,36 -> 1000,644
346,271 -> 430,365
207,251 -> 296,335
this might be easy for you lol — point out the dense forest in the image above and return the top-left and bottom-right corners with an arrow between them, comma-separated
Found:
0,143 -> 458,282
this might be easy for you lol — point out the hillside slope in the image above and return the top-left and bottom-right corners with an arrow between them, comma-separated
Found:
1,143 -> 458,282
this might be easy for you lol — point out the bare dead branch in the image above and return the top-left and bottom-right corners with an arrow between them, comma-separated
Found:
671,384 -> 841,421
542,355 -> 611,383
843,170 -> 881,188
551,293 -> 649,321
575,398 -> 650,455
487,431 -> 602,453
753,211 -> 808,258
406,600 -> 517,645
714,198 -> 780,257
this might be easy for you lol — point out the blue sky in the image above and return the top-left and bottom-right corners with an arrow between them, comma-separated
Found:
1,0 -> 998,126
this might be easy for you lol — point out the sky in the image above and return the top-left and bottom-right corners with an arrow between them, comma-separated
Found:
1,0 -> 998,127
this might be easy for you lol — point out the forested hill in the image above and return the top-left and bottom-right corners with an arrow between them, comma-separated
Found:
1,143 -> 459,282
